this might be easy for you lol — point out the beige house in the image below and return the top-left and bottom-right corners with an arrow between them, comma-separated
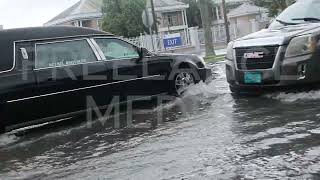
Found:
146,0 -> 189,35
45,0 -> 103,30
228,3 -> 268,37
212,0 -> 249,24
207,1 -> 268,41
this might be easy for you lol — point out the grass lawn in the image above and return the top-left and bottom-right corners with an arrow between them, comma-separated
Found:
204,55 -> 225,63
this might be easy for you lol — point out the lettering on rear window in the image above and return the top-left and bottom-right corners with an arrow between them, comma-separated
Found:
35,39 -> 97,69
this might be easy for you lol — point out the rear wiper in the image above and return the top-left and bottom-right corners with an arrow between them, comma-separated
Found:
292,17 -> 320,22
276,19 -> 297,25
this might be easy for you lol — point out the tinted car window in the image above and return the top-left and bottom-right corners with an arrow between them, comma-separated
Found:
35,39 -> 97,69
270,0 -> 320,28
95,38 -> 139,60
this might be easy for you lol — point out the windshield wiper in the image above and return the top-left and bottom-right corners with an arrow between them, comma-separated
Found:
276,19 -> 297,26
292,17 -> 320,22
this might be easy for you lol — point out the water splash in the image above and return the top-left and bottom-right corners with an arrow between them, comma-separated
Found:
184,62 -> 230,97
265,90 -> 320,103
0,134 -> 19,147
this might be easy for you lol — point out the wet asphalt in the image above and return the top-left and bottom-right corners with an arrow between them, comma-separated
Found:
1,62 -> 320,179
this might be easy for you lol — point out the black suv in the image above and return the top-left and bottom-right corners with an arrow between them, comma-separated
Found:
0,26 -> 211,133
226,0 -> 320,94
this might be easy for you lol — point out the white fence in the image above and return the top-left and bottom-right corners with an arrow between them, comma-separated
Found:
122,20 -> 268,53
198,24 -> 238,44
123,29 -> 192,52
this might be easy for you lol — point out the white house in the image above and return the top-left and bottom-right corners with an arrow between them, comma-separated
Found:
45,0 -> 103,30
212,0 -> 249,24
146,0 -> 189,35
207,0 -> 269,41
228,3 -> 269,37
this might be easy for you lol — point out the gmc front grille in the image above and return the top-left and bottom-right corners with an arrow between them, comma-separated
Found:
235,46 -> 279,70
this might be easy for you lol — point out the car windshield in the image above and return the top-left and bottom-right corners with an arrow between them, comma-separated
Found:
270,0 -> 320,28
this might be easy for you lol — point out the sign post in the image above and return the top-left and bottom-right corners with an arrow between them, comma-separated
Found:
142,9 -> 155,52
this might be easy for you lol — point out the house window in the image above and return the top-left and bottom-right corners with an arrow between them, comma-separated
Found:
72,21 -> 80,27
97,20 -> 103,30
168,14 -> 178,26
82,20 -> 92,28
164,12 -> 183,27
214,6 -> 222,21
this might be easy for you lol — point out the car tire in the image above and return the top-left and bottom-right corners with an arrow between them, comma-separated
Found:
0,107 -> 6,134
229,85 -> 241,96
169,69 -> 199,96
229,85 -> 240,93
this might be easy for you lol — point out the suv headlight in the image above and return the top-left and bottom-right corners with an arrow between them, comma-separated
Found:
285,35 -> 317,58
226,41 -> 235,60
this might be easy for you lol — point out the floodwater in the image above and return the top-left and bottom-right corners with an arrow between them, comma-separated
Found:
2,62 -> 320,179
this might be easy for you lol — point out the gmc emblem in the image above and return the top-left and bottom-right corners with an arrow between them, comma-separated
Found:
244,52 -> 264,59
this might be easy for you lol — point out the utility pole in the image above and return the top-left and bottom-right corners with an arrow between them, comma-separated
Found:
199,0 -> 215,57
222,0 -> 230,43
144,8 -> 155,51
150,0 -> 159,35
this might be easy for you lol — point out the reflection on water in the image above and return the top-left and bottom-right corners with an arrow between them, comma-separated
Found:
2,62 -> 320,179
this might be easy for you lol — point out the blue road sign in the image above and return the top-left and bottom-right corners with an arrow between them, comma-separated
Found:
163,33 -> 182,49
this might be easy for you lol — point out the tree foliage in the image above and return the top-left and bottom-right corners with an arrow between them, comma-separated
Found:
251,0 -> 295,17
102,0 -> 146,37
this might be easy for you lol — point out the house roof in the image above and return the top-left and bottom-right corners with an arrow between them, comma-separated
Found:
147,0 -> 185,8
146,0 -> 189,11
46,0 -> 189,26
227,3 -> 268,18
45,0 -> 103,26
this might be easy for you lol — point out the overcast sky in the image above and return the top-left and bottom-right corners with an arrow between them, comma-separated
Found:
0,0 -> 80,29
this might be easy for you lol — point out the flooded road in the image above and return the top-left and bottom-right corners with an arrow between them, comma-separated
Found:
2,62 -> 320,179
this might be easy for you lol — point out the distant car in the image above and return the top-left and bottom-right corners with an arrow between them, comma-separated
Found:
0,26 -> 211,134
226,0 -> 320,94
